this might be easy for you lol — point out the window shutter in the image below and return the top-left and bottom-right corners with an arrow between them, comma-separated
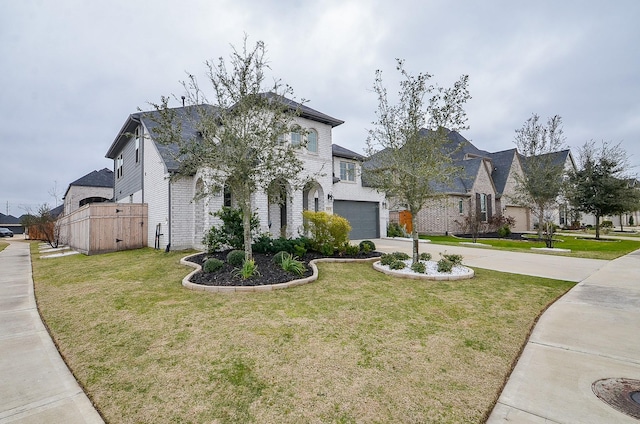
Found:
475,193 -> 481,217
487,194 -> 493,219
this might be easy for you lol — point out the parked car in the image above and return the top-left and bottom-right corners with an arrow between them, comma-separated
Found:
0,227 -> 14,237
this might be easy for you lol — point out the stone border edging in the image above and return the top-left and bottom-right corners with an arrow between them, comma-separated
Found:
180,253 -> 381,293
372,260 -> 475,281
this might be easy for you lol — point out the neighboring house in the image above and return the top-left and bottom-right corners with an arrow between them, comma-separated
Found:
0,213 -> 25,234
62,168 -> 114,216
105,98 -> 387,250
378,129 -> 574,234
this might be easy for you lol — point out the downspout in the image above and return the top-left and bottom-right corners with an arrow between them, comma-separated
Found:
167,178 -> 172,251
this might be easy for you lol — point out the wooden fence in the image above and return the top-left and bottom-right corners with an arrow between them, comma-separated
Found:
57,203 -> 147,255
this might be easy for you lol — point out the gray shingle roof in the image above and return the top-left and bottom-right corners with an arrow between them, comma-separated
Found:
487,149 -> 517,195
332,144 -> 365,160
69,168 -> 114,188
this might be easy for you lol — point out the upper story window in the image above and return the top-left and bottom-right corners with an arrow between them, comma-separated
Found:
116,154 -> 124,179
306,129 -> 318,153
135,127 -> 140,163
458,199 -> 464,215
291,131 -> 302,147
340,161 -> 355,182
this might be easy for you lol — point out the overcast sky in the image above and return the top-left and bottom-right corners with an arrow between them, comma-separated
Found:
1,0 -> 639,217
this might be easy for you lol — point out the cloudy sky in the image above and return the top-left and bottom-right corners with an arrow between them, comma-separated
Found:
1,0 -> 638,216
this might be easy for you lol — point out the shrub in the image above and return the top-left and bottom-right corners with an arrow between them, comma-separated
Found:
380,254 -> 396,266
272,250 -> 288,265
302,210 -> 351,252
319,243 -> 334,256
601,220 -> 613,228
387,222 -> 406,237
203,207 -> 259,253
233,259 -> 259,279
226,250 -> 245,267
497,225 -> 511,238
293,244 -> 307,258
411,261 -> 426,273
629,216 -> 635,226
345,244 -> 360,256
359,240 -> 376,252
391,251 -> 410,260
437,258 -> 453,273
390,260 -> 406,270
252,233 -> 273,254
419,252 -> 432,261
279,253 -> 306,276
203,258 -> 224,273
442,253 -> 463,266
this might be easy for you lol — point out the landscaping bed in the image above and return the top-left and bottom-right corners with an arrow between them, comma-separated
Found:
186,250 -> 382,286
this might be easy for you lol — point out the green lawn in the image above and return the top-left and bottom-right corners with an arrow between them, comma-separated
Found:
32,244 -> 574,424
422,234 -> 640,260
0,241 -> 8,252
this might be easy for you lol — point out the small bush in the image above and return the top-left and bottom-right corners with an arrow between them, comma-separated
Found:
359,240 -> 376,252
437,258 -> 453,273
302,210 -> 351,252
629,216 -> 635,226
442,253 -> 463,266
279,253 -> 307,276
272,250 -> 288,265
233,259 -> 259,279
419,252 -> 432,261
387,222 -> 406,238
293,244 -> 307,257
380,254 -> 396,266
391,251 -> 410,260
226,250 -> 245,267
203,207 -> 259,253
251,233 -> 273,254
203,258 -> 224,273
601,220 -> 613,228
319,243 -> 334,256
345,244 -> 360,256
390,260 -> 406,270
497,225 -> 511,238
411,261 -> 426,273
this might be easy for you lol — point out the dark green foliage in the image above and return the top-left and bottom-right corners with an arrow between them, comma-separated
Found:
630,216 -> 635,226
442,253 -> 463,266
387,222 -> 406,237
419,252 -> 432,261
390,260 -> 406,270
279,253 -> 306,276
391,251 -> 410,260
272,251 -> 288,265
293,244 -> 307,258
203,258 -> 224,273
226,250 -> 246,267
437,258 -> 453,273
345,244 -> 360,256
203,207 -> 260,253
319,244 -> 334,256
359,240 -> 376,252
497,225 -> 511,238
601,220 -> 613,228
380,254 -> 396,266
251,233 -> 273,254
411,261 -> 426,273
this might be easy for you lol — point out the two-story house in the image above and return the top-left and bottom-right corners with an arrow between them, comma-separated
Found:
105,98 -> 386,250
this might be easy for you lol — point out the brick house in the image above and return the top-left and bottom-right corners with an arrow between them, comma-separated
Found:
105,98 -> 387,250
62,168 -> 114,216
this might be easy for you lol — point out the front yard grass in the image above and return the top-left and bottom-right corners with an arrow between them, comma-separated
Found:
32,244 -> 574,424
0,241 -> 8,252
423,234 -> 640,260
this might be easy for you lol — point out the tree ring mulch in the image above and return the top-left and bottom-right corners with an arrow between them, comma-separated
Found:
592,377 -> 640,419
181,250 -> 382,291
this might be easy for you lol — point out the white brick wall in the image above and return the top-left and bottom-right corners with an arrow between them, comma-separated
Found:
63,186 -> 113,215
142,125 -> 170,250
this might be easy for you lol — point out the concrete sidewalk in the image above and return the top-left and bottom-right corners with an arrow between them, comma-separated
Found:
0,239 -> 103,423
372,238 -> 640,423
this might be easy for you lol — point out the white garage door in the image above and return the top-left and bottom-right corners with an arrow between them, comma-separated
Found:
333,200 -> 380,240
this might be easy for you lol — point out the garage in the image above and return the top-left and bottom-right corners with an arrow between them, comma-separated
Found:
504,206 -> 530,232
333,200 -> 380,240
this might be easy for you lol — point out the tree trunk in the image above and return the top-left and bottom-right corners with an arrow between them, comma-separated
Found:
537,206 -> 544,239
595,213 -> 601,240
619,214 -> 624,232
242,199 -> 253,261
411,212 -> 419,264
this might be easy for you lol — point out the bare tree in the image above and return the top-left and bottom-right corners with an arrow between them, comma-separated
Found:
364,59 -> 470,264
150,37 -> 310,261
511,114 -> 567,239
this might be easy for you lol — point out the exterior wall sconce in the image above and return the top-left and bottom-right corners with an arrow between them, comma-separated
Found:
382,201 -> 387,209
327,193 -> 333,201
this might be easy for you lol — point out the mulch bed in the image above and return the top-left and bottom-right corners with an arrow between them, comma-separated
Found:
454,232 -> 530,240
185,250 -> 382,287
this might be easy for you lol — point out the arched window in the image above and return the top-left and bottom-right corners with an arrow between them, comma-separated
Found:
307,129 -> 318,153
